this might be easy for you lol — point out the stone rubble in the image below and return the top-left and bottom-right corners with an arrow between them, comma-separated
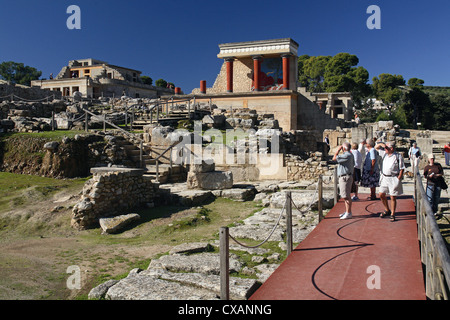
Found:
89,180 -> 327,300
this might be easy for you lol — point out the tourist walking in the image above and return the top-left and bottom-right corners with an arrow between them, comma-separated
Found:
375,141 -> 405,222
361,139 -> 380,200
333,142 -> 355,220
350,142 -> 363,200
424,154 -> 444,217
444,142 -> 450,166
408,142 -> 421,173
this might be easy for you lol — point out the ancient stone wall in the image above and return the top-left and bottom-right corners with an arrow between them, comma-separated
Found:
285,152 -> 331,181
71,168 -> 157,230
0,80 -> 62,100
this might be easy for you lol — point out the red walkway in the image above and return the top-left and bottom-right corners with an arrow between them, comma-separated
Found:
250,194 -> 426,300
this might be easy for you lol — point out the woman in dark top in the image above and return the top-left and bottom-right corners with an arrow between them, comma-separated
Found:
423,154 -> 444,216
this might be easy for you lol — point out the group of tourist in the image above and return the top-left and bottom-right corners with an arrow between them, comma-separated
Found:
333,138 -> 448,221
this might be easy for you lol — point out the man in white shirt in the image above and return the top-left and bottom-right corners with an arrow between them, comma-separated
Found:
408,142 -> 421,173
375,141 -> 405,222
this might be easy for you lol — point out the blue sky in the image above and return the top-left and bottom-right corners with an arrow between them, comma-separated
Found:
0,0 -> 449,93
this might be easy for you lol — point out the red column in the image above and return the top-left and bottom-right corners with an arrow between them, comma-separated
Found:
200,80 -> 206,94
174,87 -> 181,94
225,58 -> 234,93
253,56 -> 262,91
282,54 -> 290,90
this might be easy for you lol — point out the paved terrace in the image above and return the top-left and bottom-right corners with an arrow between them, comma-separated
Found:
250,193 -> 426,300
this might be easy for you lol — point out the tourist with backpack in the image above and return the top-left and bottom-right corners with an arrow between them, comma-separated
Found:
375,141 -> 405,222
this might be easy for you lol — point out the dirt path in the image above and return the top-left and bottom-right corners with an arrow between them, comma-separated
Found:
0,182 -> 259,300
0,186 -> 173,299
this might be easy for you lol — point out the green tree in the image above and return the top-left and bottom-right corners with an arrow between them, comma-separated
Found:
323,53 -> 371,105
407,77 -> 424,88
429,94 -> 450,130
155,78 -> 167,88
403,86 -> 431,129
297,53 -> 371,105
140,75 -> 153,85
372,73 -> 405,104
297,54 -> 311,88
301,55 -> 330,92
0,61 -> 42,86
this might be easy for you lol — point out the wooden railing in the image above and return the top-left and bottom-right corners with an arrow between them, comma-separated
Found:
414,169 -> 450,300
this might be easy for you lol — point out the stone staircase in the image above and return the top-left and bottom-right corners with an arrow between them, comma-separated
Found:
131,108 -> 211,129
115,135 -> 185,183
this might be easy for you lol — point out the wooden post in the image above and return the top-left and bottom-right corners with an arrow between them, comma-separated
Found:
125,112 -> 128,130
286,191 -> 293,256
139,141 -> 143,168
188,100 -> 191,120
334,168 -> 338,205
51,111 -> 55,131
318,175 -> 324,222
156,103 -> 160,122
156,161 -> 159,182
85,111 -> 88,132
103,114 -> 106,133
220,227 -> 230,300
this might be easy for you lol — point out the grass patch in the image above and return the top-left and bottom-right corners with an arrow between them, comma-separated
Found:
0,172 -> 88,214
0,130 -> 81,141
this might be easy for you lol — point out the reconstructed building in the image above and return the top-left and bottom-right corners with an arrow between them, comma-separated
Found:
31,59 -> 174,99
186,38 -> 354,132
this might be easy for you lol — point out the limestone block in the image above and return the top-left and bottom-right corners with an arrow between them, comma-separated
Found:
221,187 -> 256,201
186,171 -> 233,190
189,160 -> 215,173
150,126 -> 174,145
44,141 -> 59,152
99,213 -> 140,234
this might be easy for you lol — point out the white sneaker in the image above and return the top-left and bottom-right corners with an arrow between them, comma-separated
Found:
340,212 -> 352,219
339,212 -> 347,217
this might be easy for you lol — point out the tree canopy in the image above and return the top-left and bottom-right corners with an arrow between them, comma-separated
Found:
298,53 -> 448,130
297,53 -> 370,106
140,75 -> 153,85
0,61 -> 42,86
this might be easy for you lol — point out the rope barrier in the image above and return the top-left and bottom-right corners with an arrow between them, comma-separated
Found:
229,200 -> 287,249
290,181 -> 320,216
0,94 -> 55,102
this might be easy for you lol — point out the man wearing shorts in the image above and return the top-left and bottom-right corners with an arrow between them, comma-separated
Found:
375,141 -> 405,222
333,142 -> 355,220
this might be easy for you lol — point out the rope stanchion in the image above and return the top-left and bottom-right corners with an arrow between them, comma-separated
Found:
220,175 -> 325,299
228,200 -> 287,249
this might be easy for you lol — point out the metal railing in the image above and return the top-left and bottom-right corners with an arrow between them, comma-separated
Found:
219,175 -> 326,300
414,169 -> 450,300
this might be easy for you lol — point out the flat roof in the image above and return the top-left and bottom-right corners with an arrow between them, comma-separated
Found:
217,38 -> 299,59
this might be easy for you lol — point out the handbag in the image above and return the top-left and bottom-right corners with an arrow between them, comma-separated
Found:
438,176 -> 448,190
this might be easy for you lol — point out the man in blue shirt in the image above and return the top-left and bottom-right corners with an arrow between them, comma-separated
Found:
333,142 -> 355,219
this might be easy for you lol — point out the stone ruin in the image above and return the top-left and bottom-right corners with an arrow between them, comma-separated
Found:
71,167 -> 157,230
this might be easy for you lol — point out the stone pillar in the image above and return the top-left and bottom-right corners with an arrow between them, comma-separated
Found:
225,58 -> 234,93
252,56 -> 262,91
200,80 -> 206,94
281,54 -> 290,90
